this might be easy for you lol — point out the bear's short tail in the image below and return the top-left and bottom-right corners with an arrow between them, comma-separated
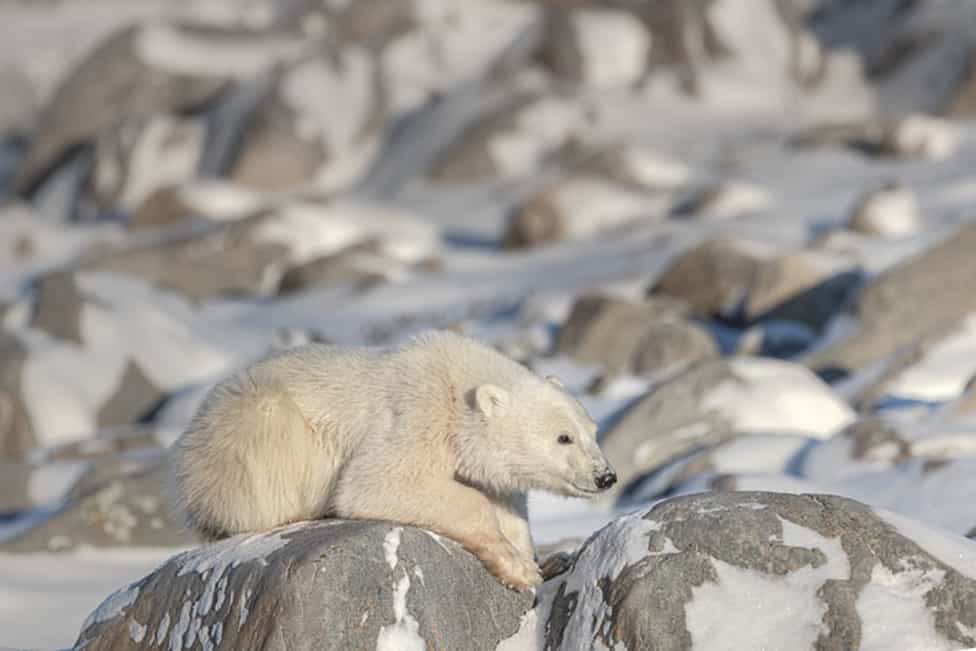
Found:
169,370 -> 319,539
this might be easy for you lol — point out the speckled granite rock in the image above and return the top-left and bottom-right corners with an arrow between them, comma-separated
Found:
527,491 -> 976,651
74,520 -> 532,651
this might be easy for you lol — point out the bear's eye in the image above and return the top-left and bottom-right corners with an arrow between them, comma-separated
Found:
557,433 -> 572,445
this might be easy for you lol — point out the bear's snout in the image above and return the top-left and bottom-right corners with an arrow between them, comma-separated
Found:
594,470 -> 617,490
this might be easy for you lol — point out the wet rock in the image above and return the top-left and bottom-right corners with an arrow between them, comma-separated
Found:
806,223 -> 976,377
598,357 -> 854,499
532,491 -> 976,650
75,520 -> 532,651
539,7 -> 651,87
649,238 -> 859,331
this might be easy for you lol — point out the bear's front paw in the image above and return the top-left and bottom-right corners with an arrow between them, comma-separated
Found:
480,542 -> 542,591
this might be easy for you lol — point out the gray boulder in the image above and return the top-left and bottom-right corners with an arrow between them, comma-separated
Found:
0,331 -> 36,459
0,453 -> 192,552
77,215 -> 289,301
556,294 -> 715,375
75,520 -> 532,651
0,425 -> 168,515
230,48 -> 386,194
532,491 -> 976,650
538,6 -> 651,87
429,91 -> 580,184
11,24 -> 225,195
806,223 -> 976,377
598,357 -> 853,500
649,238 -> 860,331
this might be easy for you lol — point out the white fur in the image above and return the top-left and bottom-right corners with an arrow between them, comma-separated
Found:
169,331 -> 613,590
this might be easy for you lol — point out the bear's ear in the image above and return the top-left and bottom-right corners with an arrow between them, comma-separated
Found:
545,375 -> 565,389
474,384 -> 509,418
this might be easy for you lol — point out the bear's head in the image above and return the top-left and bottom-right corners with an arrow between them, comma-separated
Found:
456,374 -> 616,498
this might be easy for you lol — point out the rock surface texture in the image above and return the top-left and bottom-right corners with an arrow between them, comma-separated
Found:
529,491 -> 976,651
75,493 -> 976,651
74,520 -> 532,651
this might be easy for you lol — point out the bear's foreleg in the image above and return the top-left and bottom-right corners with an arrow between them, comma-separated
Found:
494,492 -> 535,561
343,477 -> 542,590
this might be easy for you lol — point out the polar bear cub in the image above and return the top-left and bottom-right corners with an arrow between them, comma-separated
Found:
169,330 -> 616,590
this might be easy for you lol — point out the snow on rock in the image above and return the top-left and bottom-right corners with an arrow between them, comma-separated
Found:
381,0 -> 537,113
806,223 -> 976,377
583,143 -> 692,191
503,174 -> 667,248
598,357 -> 853,502
13,272 -> 258,446
881,114 -> 961,160
883,313 -> 976,403
135,22 -> 310,79
541,7 -> 651,88
74,520 -> 532,651
847,182 -> 922,238
649,237 -> 859,331
672,180 -> 771,221
702,358 -> 855,438
523,491 -> 976,651
278,47 -> 383,193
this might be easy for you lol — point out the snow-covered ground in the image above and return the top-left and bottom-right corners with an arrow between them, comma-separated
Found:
3,0 -> 976,648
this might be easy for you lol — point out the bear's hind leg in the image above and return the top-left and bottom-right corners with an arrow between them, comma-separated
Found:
171,374 -> 330,539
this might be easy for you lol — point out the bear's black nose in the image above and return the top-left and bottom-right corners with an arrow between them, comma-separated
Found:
595,471 -> 617,490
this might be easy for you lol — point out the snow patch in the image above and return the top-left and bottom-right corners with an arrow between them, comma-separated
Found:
384,527 -> 403,571
856,564 -> 954,651
376,573 -> 425,651
702,358 -> 855,437
539,511 -> 664,647
80,584 -> 139,631
876,510 -> 976,582
886,314 -> 976,402
26,460 -> 89,505
128,619 -> 147,643
685,519 -> 849,651
136,23 -> 309,79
